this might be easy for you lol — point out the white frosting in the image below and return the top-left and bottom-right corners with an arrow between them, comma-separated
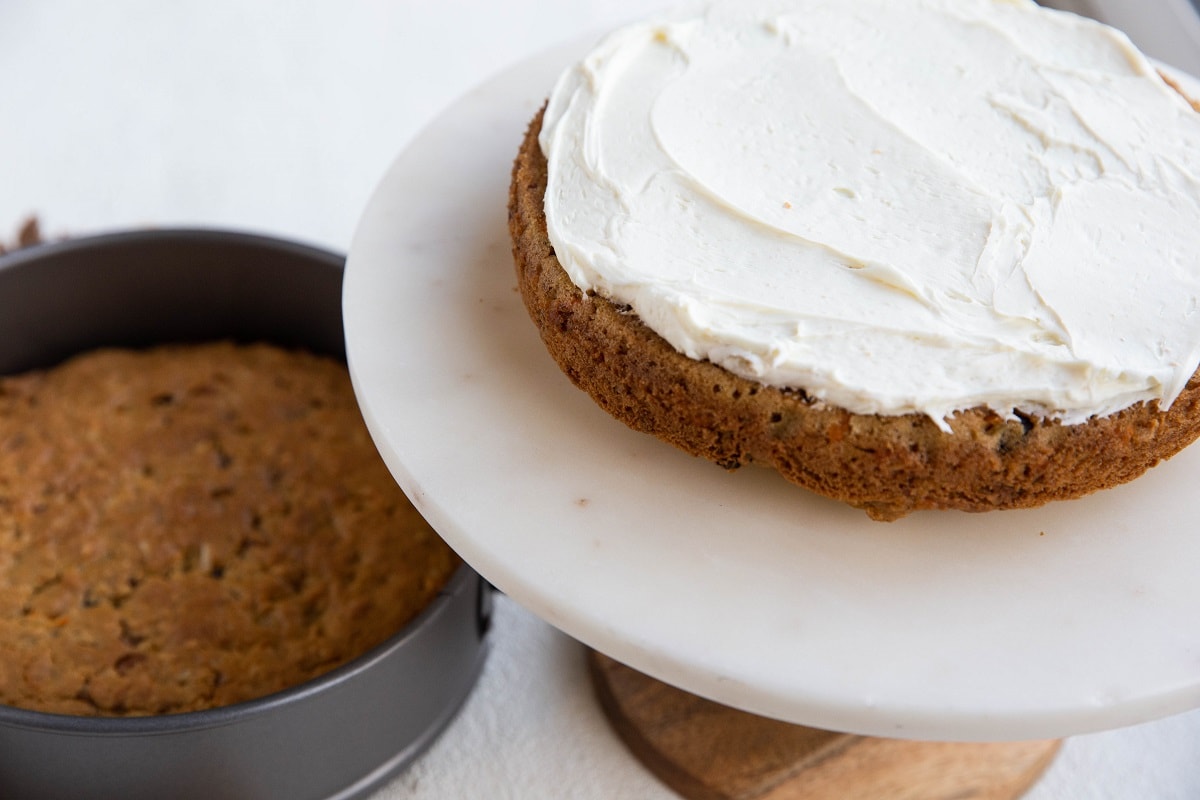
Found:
539,0 -> 1200,429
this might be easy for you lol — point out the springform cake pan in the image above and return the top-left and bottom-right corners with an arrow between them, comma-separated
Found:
0,228 -> 490,800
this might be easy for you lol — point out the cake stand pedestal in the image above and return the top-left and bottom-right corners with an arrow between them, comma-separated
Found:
589,651 -> 1059,800
343,39 -> 1200,796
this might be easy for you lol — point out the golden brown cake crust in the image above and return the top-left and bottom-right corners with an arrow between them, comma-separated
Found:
0,342 -> 459,716
509,109 -> 1200,520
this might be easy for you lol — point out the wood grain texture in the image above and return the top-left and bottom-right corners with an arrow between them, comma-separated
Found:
589,651 -> 1060,800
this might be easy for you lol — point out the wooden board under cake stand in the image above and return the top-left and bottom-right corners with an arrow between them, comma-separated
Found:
589,651 -> 1059,800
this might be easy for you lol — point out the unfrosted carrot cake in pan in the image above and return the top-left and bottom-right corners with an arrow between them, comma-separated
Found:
0,342 -> 458,715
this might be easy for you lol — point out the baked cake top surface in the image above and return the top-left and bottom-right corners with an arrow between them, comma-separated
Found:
0,342 -> 459,716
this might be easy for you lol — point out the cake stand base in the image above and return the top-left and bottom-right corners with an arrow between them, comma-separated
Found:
588,651 -> 1060,800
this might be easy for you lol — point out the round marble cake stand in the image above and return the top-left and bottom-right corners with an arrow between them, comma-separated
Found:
343,42 -> 1200,749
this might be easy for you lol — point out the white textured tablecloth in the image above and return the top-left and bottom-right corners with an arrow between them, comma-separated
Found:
3,3 -> 1199,797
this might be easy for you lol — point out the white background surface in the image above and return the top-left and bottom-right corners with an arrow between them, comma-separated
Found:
3,2 -> 1199,798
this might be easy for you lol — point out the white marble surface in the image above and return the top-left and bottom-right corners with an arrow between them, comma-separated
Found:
3,2 -> 1200,798
346,39 -> 1200,744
